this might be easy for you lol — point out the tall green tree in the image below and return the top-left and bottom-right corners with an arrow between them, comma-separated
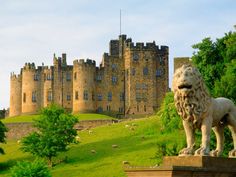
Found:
214,60 -> 236,102
157,92 -> 182,133
192,30 -> 236,96
0,121 -> 7,154
21,105 -> 78,167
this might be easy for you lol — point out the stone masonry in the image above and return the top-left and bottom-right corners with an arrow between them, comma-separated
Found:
9,35 -> 169,117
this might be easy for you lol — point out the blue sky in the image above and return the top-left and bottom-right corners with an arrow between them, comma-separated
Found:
0,0 -> 235,109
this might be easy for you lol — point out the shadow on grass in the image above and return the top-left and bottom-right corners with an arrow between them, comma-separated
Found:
0,156 -> 34,174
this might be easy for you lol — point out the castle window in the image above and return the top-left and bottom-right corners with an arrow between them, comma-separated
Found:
133,53 -> 139,61
83,90 -> 88,100
32,91 -> 37,103
46,74 -> 51,80
67,94 -> 71,101
34,74 -> 39,81
97,107 -> 103,113
47,91 -> 52,101
136,83 -> 141,90
97,94 -> 103,101
107,105 -> 111,111
136,93 -> 142,102
156,69 -> 162,77
112,76 -> 118,84
75,91 -> 79,100
111,64 -> 117,70
144,105 -> 147,112
143,67 -> 149,75
137,105 -> 139,112
159,56 -> 165,65
92,92 -> 95,101
74,72 -> 77,80
131,68 -> 135,76
23,93 -> 26,103
120,92 -> 124,101
108,92 -> 112,101
119,107 -> 124,113
66,72 -> 71,81
96,75 -> 102,81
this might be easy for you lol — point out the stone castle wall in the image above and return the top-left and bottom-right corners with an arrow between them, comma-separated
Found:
9,35 -> 169,117
174,57 -> 191,72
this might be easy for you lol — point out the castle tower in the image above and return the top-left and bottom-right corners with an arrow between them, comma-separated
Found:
41,66 -> 53,107
72,59 -> 96,113
174,57 -> 191,72
9,73 -> 22,117
21,63 -> 40,114
123,40 -> 169,115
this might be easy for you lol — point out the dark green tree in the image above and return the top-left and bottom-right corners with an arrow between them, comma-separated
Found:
192,29 -> 236,97
214,60 -> 236,102
0,121 -> 7,154
11,159 -> 51,177
21,105 -> 78,167
157,92 -> 182,133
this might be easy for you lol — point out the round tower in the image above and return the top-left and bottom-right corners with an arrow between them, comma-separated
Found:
9,73 -> 22,117
21,63 -> 40,114
73,59 -> 96,113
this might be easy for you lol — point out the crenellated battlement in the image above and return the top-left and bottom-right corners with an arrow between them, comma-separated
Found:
124,40 -> 168,52
73,59 -> 96,67
10,72 -> 21,80
23,62 -> 36,70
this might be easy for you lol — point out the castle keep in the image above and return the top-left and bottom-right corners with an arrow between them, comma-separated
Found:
10,35 -> 169,117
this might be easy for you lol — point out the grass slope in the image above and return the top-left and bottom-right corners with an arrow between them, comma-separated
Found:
2,113 -> 114,124
0,116 -> 184,177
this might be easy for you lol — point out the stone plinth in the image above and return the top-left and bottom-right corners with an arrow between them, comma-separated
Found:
125,156 -> 236,177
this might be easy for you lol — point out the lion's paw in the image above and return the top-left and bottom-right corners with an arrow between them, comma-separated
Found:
179,147 -> 194,156
210,149 -> 222,157
229,149 -> 236,157
194,147 -> 210,156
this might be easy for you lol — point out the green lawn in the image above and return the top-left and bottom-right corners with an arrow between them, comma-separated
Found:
2,115 -> 40,123
0,116 -> 185,177
74,113 -> 114,121
2,113 -> 114,124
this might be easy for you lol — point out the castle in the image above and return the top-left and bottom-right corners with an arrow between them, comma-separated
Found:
10,35 -> 169,117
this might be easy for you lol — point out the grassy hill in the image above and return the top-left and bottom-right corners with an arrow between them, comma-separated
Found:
0,116 -> 185,177
2,113 -> 114,124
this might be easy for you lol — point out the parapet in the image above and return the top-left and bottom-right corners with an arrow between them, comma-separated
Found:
73,59 -> 96,68
23,62 -> 36,70
10,72 -> 22,80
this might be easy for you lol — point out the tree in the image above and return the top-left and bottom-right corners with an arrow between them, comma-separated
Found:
11,159 -> 51,177
214,60 -> 236,102
21,105 -> 78,167
192,30 -> 236,97
157,92 -> 182,133
0,120 -> 7,154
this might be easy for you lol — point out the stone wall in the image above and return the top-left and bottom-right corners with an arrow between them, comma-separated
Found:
10,35 -> 169,117
5,119 -> 117,140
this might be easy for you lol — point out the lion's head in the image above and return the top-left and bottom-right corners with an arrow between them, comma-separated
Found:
172,65 -> 211,124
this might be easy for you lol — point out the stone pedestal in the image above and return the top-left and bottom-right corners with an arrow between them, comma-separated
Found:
124,156 -> 236,177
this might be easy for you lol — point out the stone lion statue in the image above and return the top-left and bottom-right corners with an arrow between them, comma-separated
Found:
172,64 -> 236,157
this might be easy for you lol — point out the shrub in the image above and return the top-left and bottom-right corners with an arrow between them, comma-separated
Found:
11,159 -> 51,177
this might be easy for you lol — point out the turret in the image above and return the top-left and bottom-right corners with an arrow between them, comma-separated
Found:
72,59 -> 96,113
21,63 -> 40,114
9,73 -> 22,117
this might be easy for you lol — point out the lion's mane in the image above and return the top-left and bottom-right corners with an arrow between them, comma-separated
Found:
172,65 -> 211,125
